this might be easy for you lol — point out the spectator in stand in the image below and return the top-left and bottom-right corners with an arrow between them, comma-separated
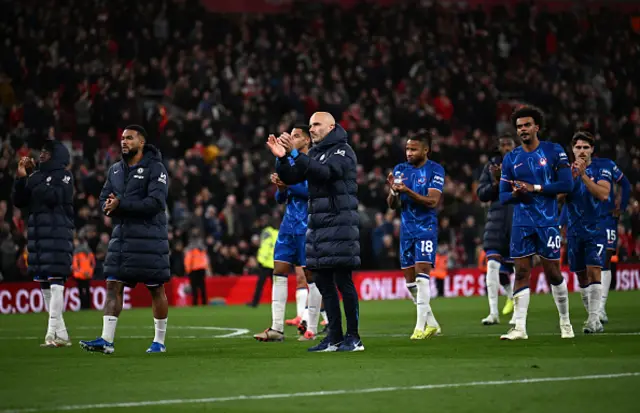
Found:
0,0 -> 639,282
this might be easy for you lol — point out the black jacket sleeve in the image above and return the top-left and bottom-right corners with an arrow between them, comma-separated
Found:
477,163 -> 499,203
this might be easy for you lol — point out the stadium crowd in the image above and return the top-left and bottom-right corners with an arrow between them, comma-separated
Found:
1,0 -> 639,283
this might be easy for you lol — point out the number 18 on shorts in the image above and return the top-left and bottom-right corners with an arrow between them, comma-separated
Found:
400,237 -> 438,269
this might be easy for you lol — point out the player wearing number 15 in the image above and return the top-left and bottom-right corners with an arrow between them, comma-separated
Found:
387,132 -> 444,340
499,106 -> 575,341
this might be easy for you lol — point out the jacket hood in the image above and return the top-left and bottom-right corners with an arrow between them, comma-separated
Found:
39,140 -> 70,172
313,124 -> 348,151
123,144 -> 163,167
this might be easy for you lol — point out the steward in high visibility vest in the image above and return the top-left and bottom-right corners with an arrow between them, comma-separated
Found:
72,239 -> 95,310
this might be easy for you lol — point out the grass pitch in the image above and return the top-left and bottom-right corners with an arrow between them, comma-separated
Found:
1,291 -> 639,413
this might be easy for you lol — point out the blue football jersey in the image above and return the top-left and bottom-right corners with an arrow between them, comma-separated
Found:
565,162 -> 612,237
501,141 -> 570,227
393,160 -> 445,239
275,158 -> 308,236
592,158 -> 624,219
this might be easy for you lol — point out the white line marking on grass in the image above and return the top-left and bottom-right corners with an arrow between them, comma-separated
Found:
0,326 -> 249,340
2,372 -> 638,412
1,331 -> 639,341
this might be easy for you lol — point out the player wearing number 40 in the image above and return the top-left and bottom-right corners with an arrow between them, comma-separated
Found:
499,106 -> 575,341
386,132 -> 444,340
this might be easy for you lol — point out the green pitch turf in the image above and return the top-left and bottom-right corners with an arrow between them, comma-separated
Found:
1,291 -> 639,413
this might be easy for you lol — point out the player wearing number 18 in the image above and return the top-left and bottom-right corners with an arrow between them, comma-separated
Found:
499,106 -> 575,340
387,132 -> 444,340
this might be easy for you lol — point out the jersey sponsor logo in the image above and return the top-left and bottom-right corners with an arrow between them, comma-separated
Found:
334,149 -> 346,156
62,175 -> 71,184
158,172 -> 167,184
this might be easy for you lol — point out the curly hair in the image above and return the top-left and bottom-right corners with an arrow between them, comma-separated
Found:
510,106 -> 546,131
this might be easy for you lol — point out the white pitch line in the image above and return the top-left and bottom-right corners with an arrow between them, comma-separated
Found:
2,331 -> 640,340
2,372 -> 638,413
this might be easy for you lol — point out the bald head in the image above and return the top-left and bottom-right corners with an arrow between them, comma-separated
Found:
309,112 -> 336,143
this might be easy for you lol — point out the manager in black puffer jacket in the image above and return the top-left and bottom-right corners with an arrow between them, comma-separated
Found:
272,112 -> 363,352
476,133 -> 517,325
13,139 -> 74,346
80,125 -> 170,354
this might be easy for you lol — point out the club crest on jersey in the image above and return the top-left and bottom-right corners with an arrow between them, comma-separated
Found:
539,157 -> 547,166
417,177 -> 427,185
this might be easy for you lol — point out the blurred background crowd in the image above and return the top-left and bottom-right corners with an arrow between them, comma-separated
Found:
1,0 -> 639,283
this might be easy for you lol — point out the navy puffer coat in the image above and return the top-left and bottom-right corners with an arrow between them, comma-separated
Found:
12,140 -> 74,277
277,125 -> 360,269
100,145 -> 170,284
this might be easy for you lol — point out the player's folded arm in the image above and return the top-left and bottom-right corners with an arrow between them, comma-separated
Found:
99,168 -> 123,217
290,150 -> 354,184
275,156 -> 306,185
499,179 -> 529,205
118,163 -> 168,215
539,165 -> 574,194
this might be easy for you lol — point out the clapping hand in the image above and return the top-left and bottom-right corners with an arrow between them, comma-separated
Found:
573,158 -> 587,178
267,134 -> 286,158
277,132 -> 294,153
489,164 -> 501,181
391,173 -> 408,193
104,193 -> 120,216
17,157 -> 35,178
270,173 -> 286,190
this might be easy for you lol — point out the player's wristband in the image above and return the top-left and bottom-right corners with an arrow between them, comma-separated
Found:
534,184 -> 542,192
290,149 -> 300,159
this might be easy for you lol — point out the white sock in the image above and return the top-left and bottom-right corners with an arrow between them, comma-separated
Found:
415,274 -> 432,331
101,315 -> 118,343
301,307 -> 309,324
503,278 -> 514,300
601,270 -> 611,313
426,310 -> 440,329
513,288 -> 530,331
295,287 -> 308,318
320,310 -> 328,324
486,260 -> 500,316
307,282 -> 322,334
405,281 -> 418,304
588,283 -> 602,323
48,285 -> 68,340
580,285 -> 589,314
154,318 -> 167,345
270,275 -> 288,332
41,288 -> 52,313
551,279 -> 570,324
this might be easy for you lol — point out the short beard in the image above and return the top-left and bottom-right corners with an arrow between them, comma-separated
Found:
122,147 -> 139,161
